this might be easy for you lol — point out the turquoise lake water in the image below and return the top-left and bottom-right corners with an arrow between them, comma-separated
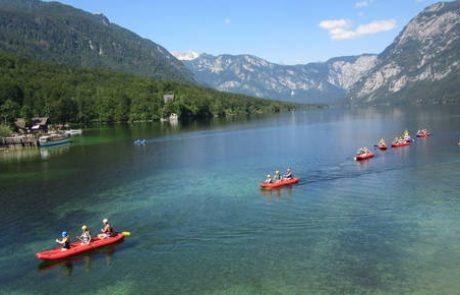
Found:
1,106 -> 460,294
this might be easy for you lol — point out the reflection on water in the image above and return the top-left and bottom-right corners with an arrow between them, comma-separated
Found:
259,185 -> 294,200
39,144 -> 70,160
0,148 -> 40,162
0,144 -> 71,162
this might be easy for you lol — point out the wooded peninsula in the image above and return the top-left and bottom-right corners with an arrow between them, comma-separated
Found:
0,51 -> 319,126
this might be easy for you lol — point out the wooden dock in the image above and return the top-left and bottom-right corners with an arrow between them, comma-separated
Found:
0,135 -> 39,149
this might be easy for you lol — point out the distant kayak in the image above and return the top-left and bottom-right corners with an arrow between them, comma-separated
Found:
377,144 -> 387,150
259,177 -> 299,189
36,233 -> 124,260
354,152 -> 375,161
416,132 -> 431,137
134,139 -> 146,145
391,141 -> 411,148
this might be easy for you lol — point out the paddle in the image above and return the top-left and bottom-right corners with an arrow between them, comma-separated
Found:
121,231 -> 131,236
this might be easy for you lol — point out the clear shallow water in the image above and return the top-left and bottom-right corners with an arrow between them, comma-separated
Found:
1,106 -> 460,294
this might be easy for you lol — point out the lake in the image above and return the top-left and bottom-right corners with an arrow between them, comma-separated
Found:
1,106 -> 460,294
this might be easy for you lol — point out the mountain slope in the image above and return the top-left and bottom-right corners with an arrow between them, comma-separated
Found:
0,51 -> 304,124
0,0 -> 194,82
177,53 -> 377,104
348,1 -> 460,105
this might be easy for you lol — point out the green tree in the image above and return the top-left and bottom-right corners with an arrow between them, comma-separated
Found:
0,99 -> 20,124
20,105 -> 33,128
0,124 -> 12,137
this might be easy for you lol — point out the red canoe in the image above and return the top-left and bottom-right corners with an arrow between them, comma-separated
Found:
391,141 -> 411,148
354,152 -> 375,161
36,233 -> 125,260
259,177 -> 300,189
416,132 -> 431,137
378,144 -> 387,150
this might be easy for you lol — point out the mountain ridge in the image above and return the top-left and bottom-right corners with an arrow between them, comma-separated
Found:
348,0 -> 460,105
176,0 -> 460,105
0,0 -> 195,82
175,52 -> 378,104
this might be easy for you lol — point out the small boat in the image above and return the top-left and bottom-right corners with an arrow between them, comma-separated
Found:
259,177 -> 299,189
391,141 -> 411,148
36,233 -> 125,260
354,152 -> 375,161
134,139 -> 146,145
39,134 -> 70,147
416,132 -> 431,137
377,144 -> 387,150
64,129 -> 82,136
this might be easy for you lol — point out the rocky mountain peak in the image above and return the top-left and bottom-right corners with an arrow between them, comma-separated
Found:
348,0 -> 460,105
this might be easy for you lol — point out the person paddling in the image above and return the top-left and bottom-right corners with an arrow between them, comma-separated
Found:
56,231 -> 71,251
78,225 -> 91,245
98,218 -> 114,239
273,170 -> 282,182
264,174 -> 272,183
284,168 -> 293,180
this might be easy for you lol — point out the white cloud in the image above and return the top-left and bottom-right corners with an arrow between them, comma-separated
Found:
224,18 -> 231,25
355,0 -> 374,9
319,19 -> 351,30
319,19 -> 396,40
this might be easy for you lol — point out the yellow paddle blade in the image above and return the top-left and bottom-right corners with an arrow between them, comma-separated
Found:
121,231 -> 131,236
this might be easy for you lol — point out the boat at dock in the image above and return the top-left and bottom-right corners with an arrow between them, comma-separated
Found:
39,133 -> 70,147
64,129 -> 82,136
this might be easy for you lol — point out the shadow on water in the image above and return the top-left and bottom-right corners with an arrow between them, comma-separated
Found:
259,185 -> 294,200
37,239 -> 135,275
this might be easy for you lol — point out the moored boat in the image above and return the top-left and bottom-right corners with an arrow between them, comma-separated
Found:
39,133 -> 70,147
259,177 -> 299,189
64,129 -> 82,136
36,233 -> 125,260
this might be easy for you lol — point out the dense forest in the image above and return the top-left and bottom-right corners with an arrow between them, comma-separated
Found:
0,51 -> 313,125
0,0 -> 194,82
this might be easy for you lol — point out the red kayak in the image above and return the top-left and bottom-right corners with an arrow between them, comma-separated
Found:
377,144 -> 387,150
354,152 -> 375,161
36,233 -> 124,260
391,141 -> 411,148
416,132 -> 431,137
259,177 -> 299,189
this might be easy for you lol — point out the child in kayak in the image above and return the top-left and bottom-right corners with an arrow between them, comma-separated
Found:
56,231 -> 71,251
284,168 -> 293,179
98,218 -> 115,239
79,225 -> 91,245
379,138 -> 386,145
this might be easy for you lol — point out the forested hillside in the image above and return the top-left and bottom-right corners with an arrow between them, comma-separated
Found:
0,0 -> 194,82
0,52 -> 305,124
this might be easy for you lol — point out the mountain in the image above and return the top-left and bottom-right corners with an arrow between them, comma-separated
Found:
0,0 -> 194,82
348,1 -> 460,105
176,52 -> 377,104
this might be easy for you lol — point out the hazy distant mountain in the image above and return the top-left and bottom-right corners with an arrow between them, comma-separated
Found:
175,52 -> 377,104
0,0 -> 194,82
348,1 -> 460,105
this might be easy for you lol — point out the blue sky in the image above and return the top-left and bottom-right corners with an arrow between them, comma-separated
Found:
55,0 -> 439,64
